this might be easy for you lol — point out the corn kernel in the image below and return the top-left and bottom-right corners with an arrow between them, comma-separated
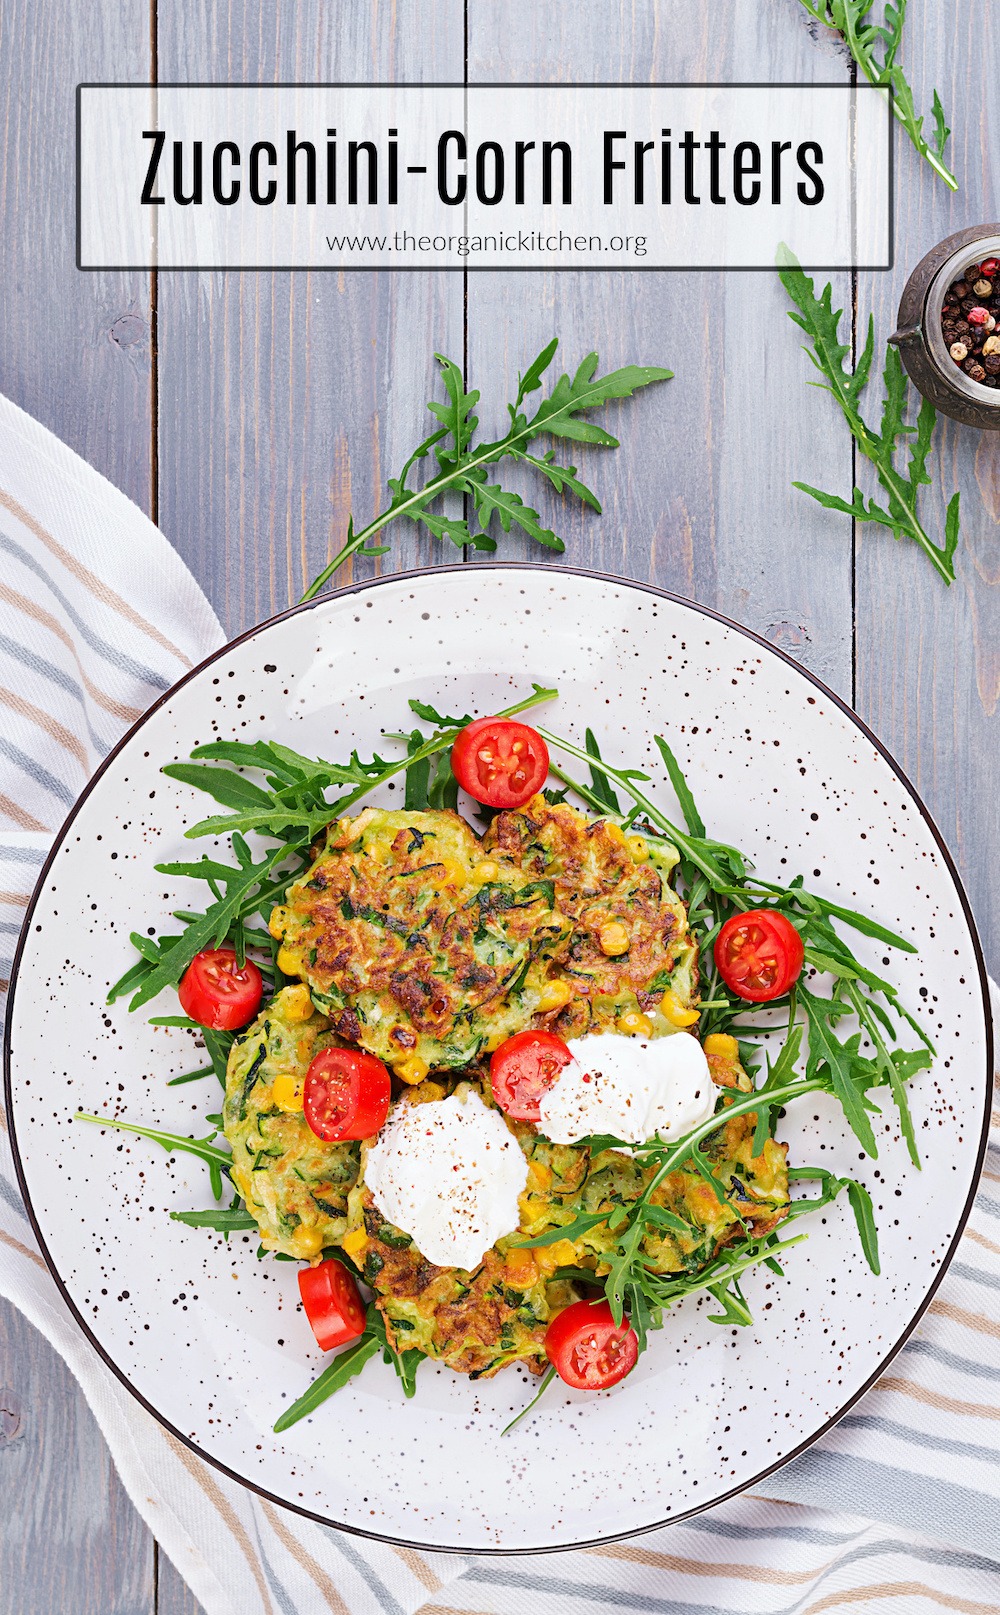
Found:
536,977 -> 573,1013
276,945 -> 300,977
341,1226 -> 368,1258
704,1032 -> 739,1059
625,834 -> 650,862
409,1078 -> 448,1106
598,920 -> 630,957
472,859 -> 501,883
504,1246 -> 536,1286
660,989 -> 700,1027
268,905 -> 289,940
605,822 -> 627,845
291,1225 -> 325,1259
617,1008 -> 653,1037
535,1237 -> 578,1276
276,983 -> 313,1022
272,1073 -> 305,1111
527,1159 -> 553,1191
395,1054 -> 429,1086
439,859 -> 466,888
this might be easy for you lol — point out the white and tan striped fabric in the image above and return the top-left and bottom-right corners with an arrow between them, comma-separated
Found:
0,388 -> 998,1615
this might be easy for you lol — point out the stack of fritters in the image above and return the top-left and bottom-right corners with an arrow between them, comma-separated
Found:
224,798 -> 789,1378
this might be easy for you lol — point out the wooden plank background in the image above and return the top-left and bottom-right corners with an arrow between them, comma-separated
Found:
0,1 -> 996,1609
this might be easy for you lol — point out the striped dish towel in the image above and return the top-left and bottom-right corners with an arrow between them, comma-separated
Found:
0,389 -> 998,1615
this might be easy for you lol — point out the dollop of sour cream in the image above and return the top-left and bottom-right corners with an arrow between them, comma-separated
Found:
364,1086 -> 528,1271
538,1031 -> 716,1146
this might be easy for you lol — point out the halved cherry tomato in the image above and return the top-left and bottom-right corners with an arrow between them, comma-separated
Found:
298,1258 -> 367,1351
177,947 -> 263,1031
303,1047 -> 391,1142
714,909 -> 805,1003
451,717 -> 549,809
545,1299 -> 639,1390
490,1029 -> 573,1122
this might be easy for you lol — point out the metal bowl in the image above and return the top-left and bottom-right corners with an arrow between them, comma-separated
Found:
892,223 -> 1000,430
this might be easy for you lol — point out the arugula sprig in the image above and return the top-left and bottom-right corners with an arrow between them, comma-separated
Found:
561,1051 -> 901,1334
273,1303 -> 424,1433
108,686 -> 556,1015
538,722 -> 931,1167
301,341 -> 673,600
778,252 -> 960,585
74,1111 -> 233,1201
273,1331 -> 381,1434
797,0 -> 956,189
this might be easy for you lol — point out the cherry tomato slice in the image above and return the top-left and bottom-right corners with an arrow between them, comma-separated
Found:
451,717 -> 549,809
177,947 -> 263,1031
298,1258 -> 367,1351
714,909 -> 805,1003
545,1299 -> 639,1390
303,1047 -> 391,1142
490,1029 -> 573,1122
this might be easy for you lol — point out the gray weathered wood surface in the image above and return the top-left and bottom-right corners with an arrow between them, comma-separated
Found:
0,1 -> 996,1609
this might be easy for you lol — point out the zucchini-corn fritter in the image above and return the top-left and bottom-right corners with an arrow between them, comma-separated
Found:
224,987 -> 359,1259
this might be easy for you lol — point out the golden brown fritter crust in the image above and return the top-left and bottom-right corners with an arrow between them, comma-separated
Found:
273,808 -> 570,1073
483,795 -> 698,1038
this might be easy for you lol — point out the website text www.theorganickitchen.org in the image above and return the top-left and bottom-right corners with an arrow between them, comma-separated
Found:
325,229 -> 650,259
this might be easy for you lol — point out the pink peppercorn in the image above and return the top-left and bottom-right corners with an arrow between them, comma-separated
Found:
980,257 -> 1000,276
968,306 -> 990,326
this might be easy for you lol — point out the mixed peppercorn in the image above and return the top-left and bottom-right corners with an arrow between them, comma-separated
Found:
940,257 -> 1000,387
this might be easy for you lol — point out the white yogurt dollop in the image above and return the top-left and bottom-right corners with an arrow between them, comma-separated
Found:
364,1086 -> 528,1271
538,1031 -> 715,1146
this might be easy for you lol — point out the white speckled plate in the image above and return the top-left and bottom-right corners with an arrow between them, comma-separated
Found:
5,565 -> 991,1553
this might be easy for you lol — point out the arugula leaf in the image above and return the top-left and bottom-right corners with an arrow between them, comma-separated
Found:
75,1111 -> 231,1202
366,1306 -> 425,1397
301,341 -> 673,599
583,729 -> 621,814
403,729 -> 431,810
167,1064 -> 215,1087
796,0 -> 956,189
654,734 -> 706,838
799,988 -> 879,1157
512,1212 -> 609,1249
273,1333 -> 380,1433
845,1179 -> 880,1273
161,764 -> 275,813
501,1365 -> 558,1436
645,1230 -> 809,1319
787,1166 -> 881,1274
779,252 -> 960,585
426,746 -> 459,812
170,1207 -> 257,1231
272,1305 -> 424,1433
109,842 -> 294,1011
408,698 -> 473,728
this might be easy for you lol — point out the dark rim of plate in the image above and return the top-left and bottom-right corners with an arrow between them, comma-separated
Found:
3,561 -> 994,1555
